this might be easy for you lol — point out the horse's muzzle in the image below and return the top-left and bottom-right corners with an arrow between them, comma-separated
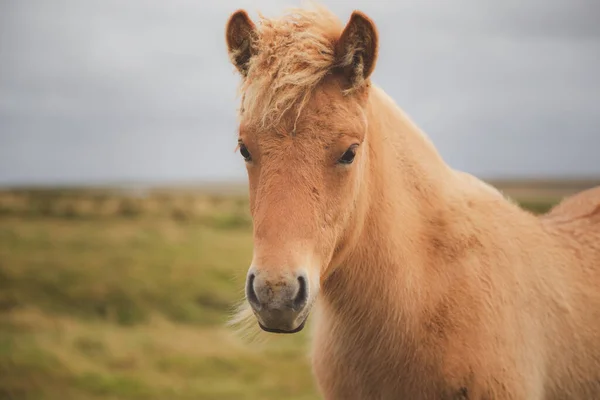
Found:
245,266 -> 310,333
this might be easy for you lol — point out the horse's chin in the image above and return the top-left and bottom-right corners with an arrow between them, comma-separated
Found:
258,317 -> 307,334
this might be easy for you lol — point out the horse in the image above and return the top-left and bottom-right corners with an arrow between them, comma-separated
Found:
224,4 -> 600,399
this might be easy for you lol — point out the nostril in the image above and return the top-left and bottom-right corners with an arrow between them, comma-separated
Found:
246,273 -> 261,310
293,275 -> 308,310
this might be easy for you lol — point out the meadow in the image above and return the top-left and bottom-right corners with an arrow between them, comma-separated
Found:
0,182 -> 586,399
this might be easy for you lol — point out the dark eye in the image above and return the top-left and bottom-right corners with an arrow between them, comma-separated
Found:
338,145 -> 357,165
239,143 -> 252,162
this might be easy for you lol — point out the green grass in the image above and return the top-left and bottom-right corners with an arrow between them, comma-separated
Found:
0,217 -> 252,326
0,189 -> 559,399
0,191 -> 318,399
516,199 -> 556,215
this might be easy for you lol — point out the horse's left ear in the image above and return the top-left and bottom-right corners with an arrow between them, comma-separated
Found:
335,11 -> 379,90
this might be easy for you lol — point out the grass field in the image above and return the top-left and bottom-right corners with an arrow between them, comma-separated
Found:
0,184 -> 580,399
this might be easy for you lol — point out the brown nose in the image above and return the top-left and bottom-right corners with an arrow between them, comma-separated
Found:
245,267 -> 309,333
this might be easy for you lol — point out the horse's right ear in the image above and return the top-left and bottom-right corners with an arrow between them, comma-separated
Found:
226,10 -> 257,77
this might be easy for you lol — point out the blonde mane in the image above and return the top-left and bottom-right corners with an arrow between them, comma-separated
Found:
237,5 -> 343,130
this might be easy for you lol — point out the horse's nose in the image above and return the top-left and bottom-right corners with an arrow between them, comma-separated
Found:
246,270 -> 309,311
245,267 -> 309,333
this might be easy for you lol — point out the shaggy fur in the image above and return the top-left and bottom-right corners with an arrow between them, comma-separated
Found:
225,4 -> 600,399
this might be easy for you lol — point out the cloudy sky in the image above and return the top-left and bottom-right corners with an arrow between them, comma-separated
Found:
0,0 -> 599,186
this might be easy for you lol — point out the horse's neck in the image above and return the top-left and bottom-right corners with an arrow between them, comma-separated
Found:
369,85 -> 451,184
322,85 -> 460,329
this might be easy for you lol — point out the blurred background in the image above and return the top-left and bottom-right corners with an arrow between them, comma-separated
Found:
0,0 -> 598,399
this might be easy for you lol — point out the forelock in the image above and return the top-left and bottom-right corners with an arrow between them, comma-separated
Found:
238,5 -> 344,130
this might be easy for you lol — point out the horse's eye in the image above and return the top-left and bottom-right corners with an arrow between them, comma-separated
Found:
338,145 -> 357,165
239,143 -> 252,162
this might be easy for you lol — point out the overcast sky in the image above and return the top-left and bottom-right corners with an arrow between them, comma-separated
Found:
0,0 -> 599,186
